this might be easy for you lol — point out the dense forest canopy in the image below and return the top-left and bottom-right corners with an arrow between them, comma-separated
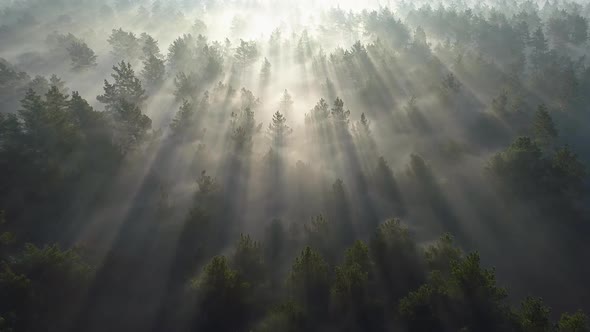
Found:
1,0 -> 590,331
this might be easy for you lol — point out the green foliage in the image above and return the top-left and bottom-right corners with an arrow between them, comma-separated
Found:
235,39 -> 259,67
192,19 -> 207,36
97,61 -> 147,111
533,104 -> 558,148
303,215 -> 336,263
108,28 -> 141,60
190,256 -> 252,331
263,219 -> 288,287
97,62 -> 150,153
372,156 -> 404,214
425,233 -> 463,273
400,252 -> 509,332
331,97 -> 350,126
331,241 -> 372,326
518,297 -> 553,332
141,54 -> 166,88
267,111 -> 292,148
488,136 -> 586,206
232,234 -> 266,286
558,311 -> 590,332
530,27 -> 549,71
370,219 -> 424,304
173,71 -> 201,102
110,100 -> 151,154
170,100 -> 196,138
0,211 -> 14,249
552,146 -> 587,196
439,73 -> 462,104
363,8 -> 410,49
279,89 -> 294,114
139,33 -> 162,59
488,136 -> 543,187
0,60 -> 30,110
67,40 -> 97,71
255,302 -> 304,332
260,57 -> 271,86
231,103 -> 261,152
305,98 -> 330,125
288,247 -> 330,320
49,74 -> 67,94
0,244 -> 92,332
26,75 -> 49,96
168,34 -> 195,73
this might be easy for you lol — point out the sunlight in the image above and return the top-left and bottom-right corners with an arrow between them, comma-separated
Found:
1,0 -> 590,330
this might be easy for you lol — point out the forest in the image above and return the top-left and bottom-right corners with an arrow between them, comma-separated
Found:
0,0 -> 590,331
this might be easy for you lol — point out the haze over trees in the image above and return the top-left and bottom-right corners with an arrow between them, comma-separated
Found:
1,0 -> 590,331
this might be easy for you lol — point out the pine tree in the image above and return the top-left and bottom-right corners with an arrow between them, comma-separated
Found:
192,18 -> 207,35
267,111 -> 292,148
413,26 -> 427,45
288,247 -> 330,319
260,57 -> 271,86
355,113 -> 377,156
110,100 -> 151,154
190,256 -> 251,331
279,89 -> 294,114
331,97 -> 350,126
142,54 -> 166,88
170,100 -> 195,137
140,33 -> 161,59
231,235 -> 266,286
49,74 -> 68,94
530,27 -> 548,71
67,41 -> 97,71
27,76 -> 49,96
168,34 -> 195,73
18,89 -> 46,137
108,28 -> 141,60
305,98 -> 330,125
97,61 -> 147,111
231,107 -> 260,152
533,104 -> 557,148
235,39 -> 259,68
358,113 -> 371,136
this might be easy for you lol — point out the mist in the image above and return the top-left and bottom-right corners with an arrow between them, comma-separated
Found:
1,0 -> 590,331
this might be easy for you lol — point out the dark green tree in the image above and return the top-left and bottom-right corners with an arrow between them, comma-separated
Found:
278,89 -> 294,114
533,104 -> 557,148
400,253 -> 510,332
108,28 -> 141,60
97,61 -> 147,111
141,54 -> 166,88
267,111 -> 292,148
558,311 -> 589,332
530,27 -> 549,71
235,39 -> 259,68
0,244 -> 92,332
190,256 -> 251,331
260,57 -> 271,86
109,100 -> 151,154
288,247 -> 330,325
370,219 -> 424,306
67,41 -> 97,71
170,100 -> 196,138
331,97 -> 350,127
518,297 -> 553,332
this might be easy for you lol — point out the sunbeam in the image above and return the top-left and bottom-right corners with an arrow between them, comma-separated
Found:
1,0 -> 590,331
